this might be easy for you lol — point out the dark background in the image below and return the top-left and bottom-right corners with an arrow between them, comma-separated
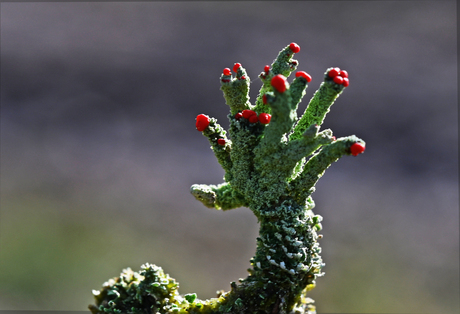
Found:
1,1 -> 458,313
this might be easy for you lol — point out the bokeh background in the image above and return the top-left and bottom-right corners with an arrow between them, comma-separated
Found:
1,1 -> 458,313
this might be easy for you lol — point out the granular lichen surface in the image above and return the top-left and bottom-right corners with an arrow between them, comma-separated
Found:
89,43 -> 365,314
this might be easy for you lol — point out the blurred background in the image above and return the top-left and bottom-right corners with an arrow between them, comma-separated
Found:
0,1 -> 458,313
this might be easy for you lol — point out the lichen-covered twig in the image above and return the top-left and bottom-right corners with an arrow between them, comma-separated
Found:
90,43 -> 365,314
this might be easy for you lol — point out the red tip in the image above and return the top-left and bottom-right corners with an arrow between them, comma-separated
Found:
196,114 -> 210,132
264,65 -> 270,73
289,42 -> 300,53
223,68 -> 231,76
328,68 -> 340,78
217,138 -> 226,146
271,74 -> 288,93
233,63 -> 241,72
350,143 -> 365,156
295,71 -> 312,83
259,113 -> 271,124
242,109 -> 257,119
262,94 -> 268,104
248,115 -> 259,124
333,76 -> 344,85
342,77 -> 349,87
339,70 -> 348,78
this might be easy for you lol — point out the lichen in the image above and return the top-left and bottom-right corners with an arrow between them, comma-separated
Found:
90,43 -> 365,314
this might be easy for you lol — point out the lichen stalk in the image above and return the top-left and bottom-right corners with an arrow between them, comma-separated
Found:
90,43 -> 365,314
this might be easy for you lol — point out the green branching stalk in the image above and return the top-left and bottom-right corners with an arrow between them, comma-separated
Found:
290,72 -> 345,141
90,43 -> 365,314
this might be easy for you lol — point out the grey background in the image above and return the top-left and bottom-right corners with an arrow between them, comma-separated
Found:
1,1 -> 458,313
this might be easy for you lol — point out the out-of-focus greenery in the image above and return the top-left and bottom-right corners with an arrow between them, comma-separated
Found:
0,192 -> 253,310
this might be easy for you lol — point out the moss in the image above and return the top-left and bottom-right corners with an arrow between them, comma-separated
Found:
90,43 -> 365,314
